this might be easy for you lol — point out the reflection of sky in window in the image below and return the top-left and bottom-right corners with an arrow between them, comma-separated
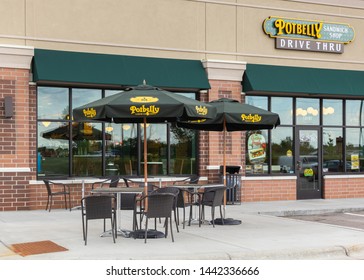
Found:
271,97 -> 292,125
38,122 -> 69,149
346,100 -> 364,126
323,99 -> 342,126
38,87 -> 69,119
323,128 -> 342,145
246,96 -> 267,110
296,98 -> 319,125
72,89 -> 102,109
346,128 -> 364,147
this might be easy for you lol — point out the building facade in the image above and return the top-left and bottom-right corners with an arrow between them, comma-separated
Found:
1,0 -> 364,211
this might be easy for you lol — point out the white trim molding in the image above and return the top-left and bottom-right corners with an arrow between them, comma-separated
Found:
202,60 -> 247,82
0,44 -> 34,69
0,167 -> 31,173
242,176 -> 297,181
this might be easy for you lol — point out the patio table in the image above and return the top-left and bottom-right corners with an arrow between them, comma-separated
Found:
91,187 -> 144,237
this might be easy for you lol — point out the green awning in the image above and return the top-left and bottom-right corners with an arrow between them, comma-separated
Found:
32,49 -> 210,90
243,64 -> 364,97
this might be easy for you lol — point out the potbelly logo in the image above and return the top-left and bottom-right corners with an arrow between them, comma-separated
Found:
130,105 -> 160,116
130,96 -> 159,103
263,16 -> 355,54
241,114 -> 262,123
195,106 -> 208,116
83,108 -> 97,118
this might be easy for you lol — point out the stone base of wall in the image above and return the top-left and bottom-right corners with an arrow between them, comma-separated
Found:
324,176 -> 364,199
242,177 -> 296,202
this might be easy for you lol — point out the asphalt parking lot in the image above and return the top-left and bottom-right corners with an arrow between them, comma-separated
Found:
284,211 -> 364,231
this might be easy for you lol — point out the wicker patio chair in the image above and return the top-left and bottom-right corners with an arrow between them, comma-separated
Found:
43,180 -> 71,212
81,195 -> 117,245
199,186 -> 226,227
137,193 -> 176,243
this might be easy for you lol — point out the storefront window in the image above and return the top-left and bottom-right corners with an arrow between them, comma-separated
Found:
37,86 -> 198,178
296,98 -> 320,125
245,95 -> 364,176
271,127 -> 294,174
345,128 -> 364,172
271,97 -> 293,125
170,123 -> 197,175
346,100 -> 364,126
323,128 -> 344,172
323,99 -> 342,126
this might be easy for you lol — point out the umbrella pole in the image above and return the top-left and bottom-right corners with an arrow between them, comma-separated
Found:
223,119 -> 227,218
143,117 -> 148,209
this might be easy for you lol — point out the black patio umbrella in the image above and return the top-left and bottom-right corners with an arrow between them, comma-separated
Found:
73,82 -> 216,199
41,122 -> 111,141
178,98 -> 280,224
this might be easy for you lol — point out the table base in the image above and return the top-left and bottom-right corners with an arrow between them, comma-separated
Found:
100,228 -> 132,238
213,218 -> 242,225
130,229 -> 165,239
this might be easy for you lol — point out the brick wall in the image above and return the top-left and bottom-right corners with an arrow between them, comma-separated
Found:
0,68 -> 37,211
199,80 -> 244,183
242,178 -> 296,201
324,176 -> 364,199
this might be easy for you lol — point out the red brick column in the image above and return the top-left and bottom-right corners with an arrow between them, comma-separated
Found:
200,60 -> 247,186
0,45 -> 35,211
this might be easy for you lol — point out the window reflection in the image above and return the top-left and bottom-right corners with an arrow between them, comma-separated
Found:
37,87 -> 69,120
296,98 -> 320,125
271,97 -> 292,125
323,99 -> 342,126
346,100 -> 364,126
170,123 -> 197,175
345,128 -> 364,172
271,127 -> 294,174
323,128 -> 344,172
37,121 -> 70,178
36,86 -> 199,178
72,122 -> 103,176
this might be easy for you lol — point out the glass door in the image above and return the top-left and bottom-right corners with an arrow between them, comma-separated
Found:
296,127 -> 322,199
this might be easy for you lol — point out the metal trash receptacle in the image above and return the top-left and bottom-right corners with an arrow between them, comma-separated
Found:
220,165 -> 242,205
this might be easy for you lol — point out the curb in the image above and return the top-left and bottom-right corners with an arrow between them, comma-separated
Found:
259,207 -> 364,217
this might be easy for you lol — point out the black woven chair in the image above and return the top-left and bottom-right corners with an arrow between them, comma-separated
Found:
198,186 -> 226,227
81,195 -> 117,245
152,186 -> 180,232
43,180 -> 71,212
137,193 -> 176,243
176,188 -> 194,229
91,177 -> 120,190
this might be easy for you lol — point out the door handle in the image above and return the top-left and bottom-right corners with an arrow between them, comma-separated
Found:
296,160 -> 302,170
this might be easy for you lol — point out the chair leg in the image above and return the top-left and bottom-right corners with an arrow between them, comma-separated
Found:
174,210 -> 179,233
46,196 -> 50,211
170,216 -> 174,242
164,217 -> 168,238
111,218 -> 115,243
219,206 -> 224,225
211,207 -> 215,227
85,220 -> 88,245
188,205 -> 193,226
63,193 -> 67,210
145,218 -> 148,243
49,195 -> 53,212
68,192 -> 72,211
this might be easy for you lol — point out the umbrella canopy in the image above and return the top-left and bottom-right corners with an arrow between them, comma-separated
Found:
178,98 -> 280,131
73,82 -> 216,199
177,98 -> 280,212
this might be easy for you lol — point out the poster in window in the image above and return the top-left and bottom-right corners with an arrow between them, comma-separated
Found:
248,133 -> 266,164
351,154 -> 359,170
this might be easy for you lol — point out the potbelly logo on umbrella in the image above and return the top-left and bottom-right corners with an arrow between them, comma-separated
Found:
241,114 -> 262,123
195,106 -> 208,116
130,96 -> 159,103
129,96 -> 160,116
83,108 -> 97,118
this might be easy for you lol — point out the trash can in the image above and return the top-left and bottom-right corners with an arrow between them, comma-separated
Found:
220,165 -> 241,205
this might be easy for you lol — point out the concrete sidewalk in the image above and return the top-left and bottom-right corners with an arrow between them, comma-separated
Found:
1,198 -> 364,260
